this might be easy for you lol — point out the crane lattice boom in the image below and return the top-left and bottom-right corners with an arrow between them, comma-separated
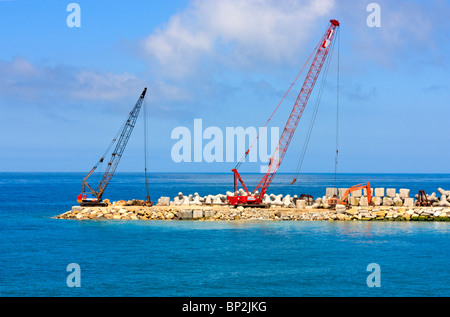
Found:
228,19 -> 340,205
78,87 -> 147,205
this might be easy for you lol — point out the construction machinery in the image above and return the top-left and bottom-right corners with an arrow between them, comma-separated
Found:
227,19 -> 340,206
77,87 -> 150,206
328,182 -> 372,208
415,190 -> 431,207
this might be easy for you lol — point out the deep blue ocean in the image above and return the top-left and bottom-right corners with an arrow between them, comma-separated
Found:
0,172 -> 449,297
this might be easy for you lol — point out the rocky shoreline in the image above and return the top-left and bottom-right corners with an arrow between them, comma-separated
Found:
55,204 -> 450,222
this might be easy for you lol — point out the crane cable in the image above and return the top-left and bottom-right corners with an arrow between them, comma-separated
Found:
234,39 -> 322,171
334,27 -> 340,192
143,93 -> 151,203
291,26 -> 340,185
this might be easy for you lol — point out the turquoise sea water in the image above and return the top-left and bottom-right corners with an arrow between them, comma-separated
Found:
0,173 -> 449,297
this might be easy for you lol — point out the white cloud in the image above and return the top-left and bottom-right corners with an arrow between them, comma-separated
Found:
141,0 -> 335,78
0,57 -> 145,102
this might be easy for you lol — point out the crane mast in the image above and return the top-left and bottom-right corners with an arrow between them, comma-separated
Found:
229,19 -> 340,205
78,87 -> 147,206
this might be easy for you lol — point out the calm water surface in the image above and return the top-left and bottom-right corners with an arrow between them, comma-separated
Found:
0,173 -> 449,296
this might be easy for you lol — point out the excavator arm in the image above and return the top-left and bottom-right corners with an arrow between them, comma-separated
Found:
332,182 -> 372,206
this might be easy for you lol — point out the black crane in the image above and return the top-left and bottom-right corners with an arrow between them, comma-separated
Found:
77,87 -> 149,206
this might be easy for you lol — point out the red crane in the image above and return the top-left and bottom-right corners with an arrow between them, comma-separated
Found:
228,19 -> 340,206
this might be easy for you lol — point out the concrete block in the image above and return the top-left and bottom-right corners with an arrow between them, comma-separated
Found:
157,196 -> 171,206
399,189 -> 410,199
386,188 -> 396,198
326,188 -> 337,197
372,196 -> 382,206
363,188 -> 373,197
438,195 -> 450,207
360,196 -> 369,207
393,197 -> 403,206
181,210 -> 193,220
351,190 -> 362,198
296,199 -> 306,209
204,210 -> 215,218
382,197 -> 393,206
403,198 -> 414,207
350,197 -> 359,206
374,188 -> 385,197
337,188 -> 347,199
335,204 -> 346,213
192,210 -> 204,219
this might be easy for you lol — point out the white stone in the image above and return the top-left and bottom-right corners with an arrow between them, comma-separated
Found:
326,188 -> 337,197
296,199 -> 306,208
212,196 -> 223,204
335,204 -> 346,213
189,194 -> 201,205
393,196 -> 403,206
363,188 -> 373,197
282,195 -> 292,207
382,197 -> 393,206
350,197 -> 360,206
360,196 -> 369,207
438,195 -> 450,207
158,196 -> 170,206
399,189 -> 410,199
386,188 -> 396,198
271,195 -> 283,206
403,198 -> 414,207
374,188 -> 385,197
338,188 -> 348,199
351,189 -> 362,198
182,196 -> 190,205
372,196 -> 382,206
438,188 -> 450,196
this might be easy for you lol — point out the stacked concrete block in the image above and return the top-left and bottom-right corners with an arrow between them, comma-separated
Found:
383,197 -> 393,206
386,188 -> 396,198
338,188 -> 348,199
374,188 -> 384,197
157,197 -> 170,206
326,188 -> 337,198
399,189 -> 410,199
372,196 -> 382,206
192,210 -> 204,219
350,197 -> 360,206
296,199 -> 306,209
363,188 -> 373,197
360,196 -> 369,207
351,189 -> 362,198
404,198 -> 414,207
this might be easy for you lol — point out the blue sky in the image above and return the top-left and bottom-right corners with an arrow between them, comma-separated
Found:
0,0 -> 449,173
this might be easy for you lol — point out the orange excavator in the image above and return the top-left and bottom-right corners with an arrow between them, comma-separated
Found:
328,182 -> 372,207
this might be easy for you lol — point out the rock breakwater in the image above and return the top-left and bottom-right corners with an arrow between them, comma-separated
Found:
56,204 -> 450,222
